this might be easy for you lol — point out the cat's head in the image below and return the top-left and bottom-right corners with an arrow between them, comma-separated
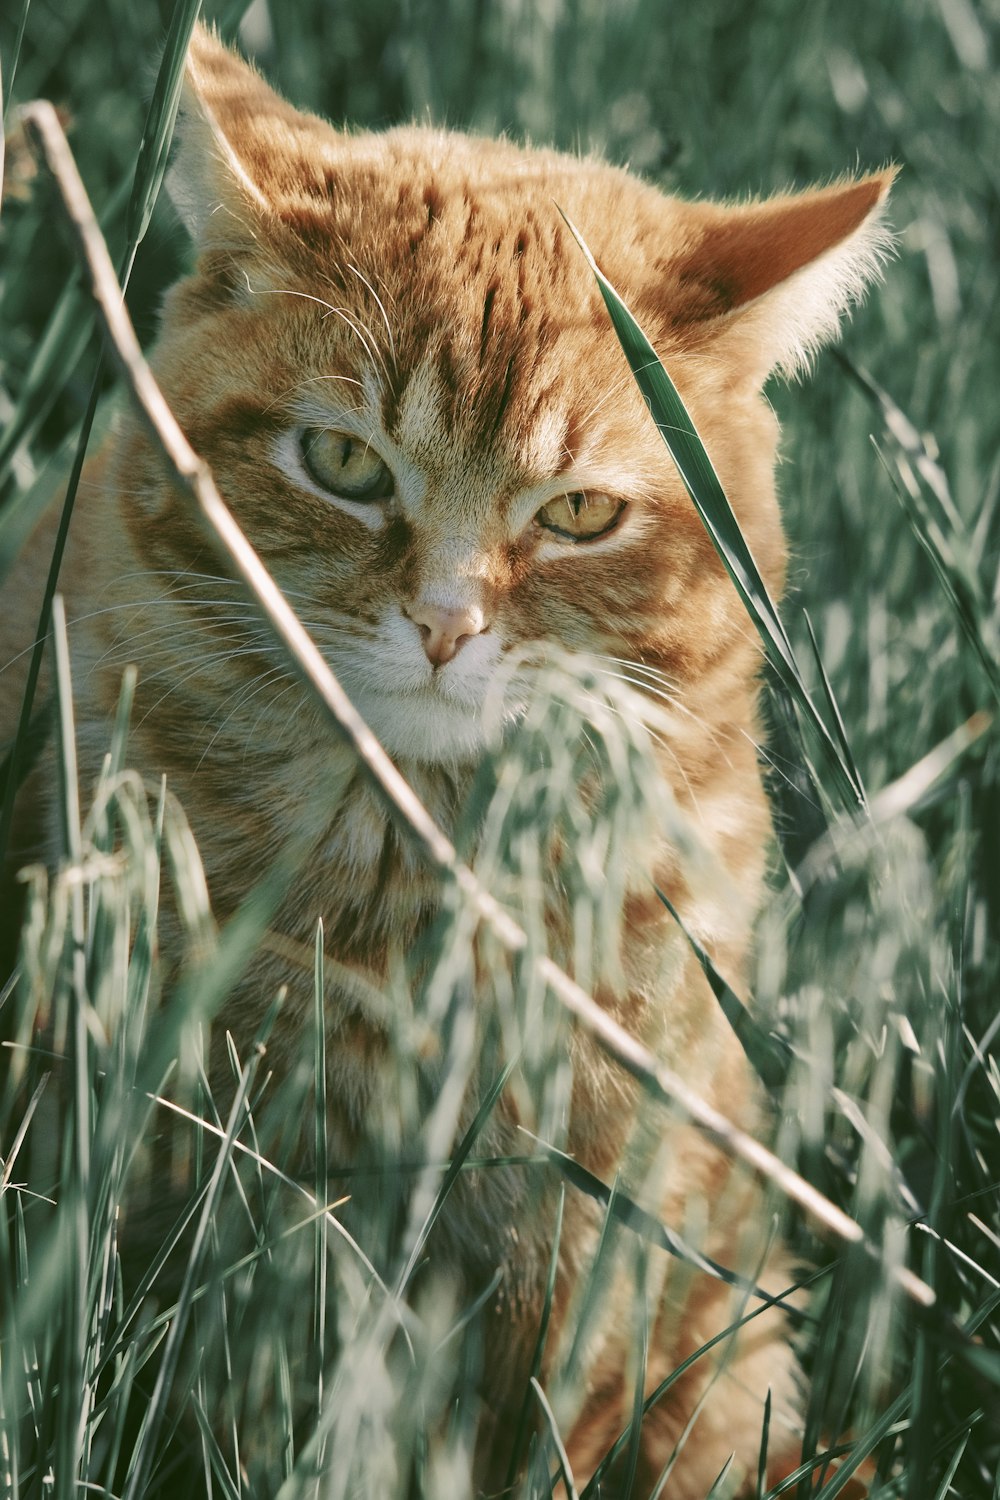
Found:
127,25 -> 892,766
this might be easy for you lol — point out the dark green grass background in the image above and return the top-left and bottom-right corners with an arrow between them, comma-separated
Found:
2,0 -> 998,1496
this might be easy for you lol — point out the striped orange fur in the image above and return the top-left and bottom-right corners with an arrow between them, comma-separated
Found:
0,24 -> 894,1493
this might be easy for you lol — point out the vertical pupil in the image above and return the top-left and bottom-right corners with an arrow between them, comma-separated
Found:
339,438 -> 353,470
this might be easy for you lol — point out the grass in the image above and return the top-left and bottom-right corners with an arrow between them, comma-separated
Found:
1,0 -> 999,1496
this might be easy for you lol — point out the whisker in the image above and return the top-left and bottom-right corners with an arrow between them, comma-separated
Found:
131,644 -> 293,727
574,368 -> 641,432
94,616 -> 367,674
596,654 -> 682,691
542,678 -> 703,814
241,277 -> 391,387
91,616 -> 281,669
110,568 -> 245,588
242,677 -> 305,765
107,570 -> 321,606
593,665 -> 729,762
0,599 -> 264,680
196,665 -> 298,769
260,374 -> 364,418
347,263 -> 397,374
595,669 -> 680,714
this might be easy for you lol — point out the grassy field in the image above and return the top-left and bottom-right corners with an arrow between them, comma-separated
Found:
1,0 -> 999,1496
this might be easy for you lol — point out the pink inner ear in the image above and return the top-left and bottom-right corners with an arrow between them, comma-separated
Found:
695,173 -> 894,311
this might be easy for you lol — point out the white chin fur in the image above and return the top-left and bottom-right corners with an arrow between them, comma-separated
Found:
345,687 -> 502,764
320,609 -> 517,765
329,648 -> 515,767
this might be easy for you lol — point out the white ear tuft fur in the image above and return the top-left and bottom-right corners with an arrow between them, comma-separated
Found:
671,170 -> 897,388
166,99 -> 269,241
720,188 -> 896,383
166,25 -> 275,244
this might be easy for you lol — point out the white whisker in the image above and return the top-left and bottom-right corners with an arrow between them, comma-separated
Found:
260,374 -> 364,418
242,677 -> 305,764
132,643 -> 291,727
242,277 -> 391,387
347,263 -> 397,374
573,368 -> 641,432
196,666 -> 298,769
93,615 -> 272,665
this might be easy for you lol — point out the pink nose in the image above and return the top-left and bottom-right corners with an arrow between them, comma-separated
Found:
406,601 -> 486,667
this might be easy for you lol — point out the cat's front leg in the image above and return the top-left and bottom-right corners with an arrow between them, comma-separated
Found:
564,1236 -> 803,1498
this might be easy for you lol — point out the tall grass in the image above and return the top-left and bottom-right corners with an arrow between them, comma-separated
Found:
1,1 -> 998,1497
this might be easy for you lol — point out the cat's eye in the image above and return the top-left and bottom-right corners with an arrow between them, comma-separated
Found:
300,428 -> 393,502
535,492 -> 625,542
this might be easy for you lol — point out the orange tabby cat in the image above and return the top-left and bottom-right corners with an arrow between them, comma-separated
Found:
0,24 -> 894,1495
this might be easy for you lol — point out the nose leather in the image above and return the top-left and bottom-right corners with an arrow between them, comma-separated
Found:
407,601 -> 486,667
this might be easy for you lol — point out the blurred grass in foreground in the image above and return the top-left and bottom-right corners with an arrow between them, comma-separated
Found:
1,0 -> 999,1495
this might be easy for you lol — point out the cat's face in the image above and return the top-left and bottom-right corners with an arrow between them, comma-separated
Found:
111,29 -> 891,769
149,135 -> 755,765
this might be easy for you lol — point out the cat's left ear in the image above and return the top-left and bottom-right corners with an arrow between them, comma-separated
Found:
670,171 -> 897,386
167,23 -> 327,249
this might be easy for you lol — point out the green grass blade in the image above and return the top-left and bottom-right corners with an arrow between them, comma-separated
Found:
704,1457 -> 735,1496
313,916 -> 329,1427
120,1025 -> 270,1500
808,1389 -> 909,1499
841,358 -> 1000,707
190,1392 -> 243,1500
756,1388 -> 772,1499
1,6 -> 201,870
620,1244 -> 649,1498
0,0 -> 30,126
563,216 -> 867,815
0,433 -> 74,584
394,1051 -> 520,1297
531,1377 -> 580,1500
0,370 -> 105,881
125,0 -> 202,252
50,594 -> 93,1500
534,1135 -> 797,1314
836,354 -> 966,532
801,610 -> 868,807
930,1432 -> 971,1500
655,886 -> 791,1092
0,279 -> 96,488
504,1181 -> 565,1494
872,440 -> 1000,707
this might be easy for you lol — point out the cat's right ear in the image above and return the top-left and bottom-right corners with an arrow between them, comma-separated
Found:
167,24 -> 313,252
